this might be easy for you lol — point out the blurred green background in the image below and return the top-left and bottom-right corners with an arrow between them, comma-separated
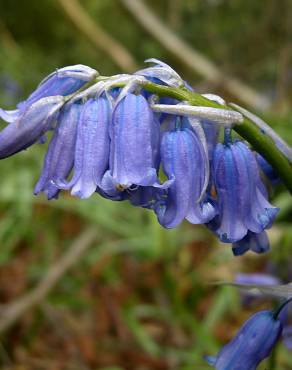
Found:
0,1 -> 292,369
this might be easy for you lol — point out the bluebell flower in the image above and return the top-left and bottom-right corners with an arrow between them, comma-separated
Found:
0,65 -> 97,124
57,96 -> 111,199
102,93 -> 166,191
0,96 -> 64,158
210,138 -> 279,243
34,102 -> 81,199
156,119 -> 216,228
205,309 -> 283,370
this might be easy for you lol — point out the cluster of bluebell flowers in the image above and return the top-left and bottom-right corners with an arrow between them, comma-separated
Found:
0,60 -> 284,255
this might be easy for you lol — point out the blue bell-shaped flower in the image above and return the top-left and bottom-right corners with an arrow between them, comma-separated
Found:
57,96 -> 111,199
156,118 -> 216,228
205,299 -> 292,370
210,135 -> 279,243
34,102 -> 81,199
102,93 -> 164,191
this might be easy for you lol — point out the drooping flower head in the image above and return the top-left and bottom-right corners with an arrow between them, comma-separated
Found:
0,61 -> 285,256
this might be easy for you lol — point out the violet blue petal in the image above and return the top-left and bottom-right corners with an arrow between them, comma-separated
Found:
0,108 -> 20,123
109,93 -> 161,188
157,126 -> 215,228
34,103 -> 81,199
212,143 -> 247,242
206,310 -> 282,369
232,231 -> 270,256
59,97 -> 111,199
235,141 -> 279,233
0,96 -> 64,158
128,186 -> 167,209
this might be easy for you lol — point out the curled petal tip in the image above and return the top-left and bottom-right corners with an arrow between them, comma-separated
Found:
0,108 -> 20,123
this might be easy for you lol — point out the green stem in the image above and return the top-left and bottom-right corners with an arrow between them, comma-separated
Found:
268,345 -> 277,370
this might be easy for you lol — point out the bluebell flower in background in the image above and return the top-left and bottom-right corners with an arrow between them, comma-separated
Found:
156,118 -> 216,228
209,135 -> 279,246
235,272 -> 281,287
34,102 -> 82,199
205,300 -> 292,370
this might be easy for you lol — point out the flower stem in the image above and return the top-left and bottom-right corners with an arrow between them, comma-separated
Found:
268,345 -> 278,370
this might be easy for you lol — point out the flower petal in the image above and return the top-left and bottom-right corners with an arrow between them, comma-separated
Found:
34,102 -> 81,199
157,126 -> 214,228
0,108 -> 20,123
63,97 -> 111,199
0,96 -> 64,159
110,93 -> 160,188
208,310 -> 282,369
232,231 -> 270,256
235,141 -> 279,233
212,143 -> 247,242
135,58 -> 184,87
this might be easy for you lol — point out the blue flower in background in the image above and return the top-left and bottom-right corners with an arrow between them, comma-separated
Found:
205,299 -> 292,370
